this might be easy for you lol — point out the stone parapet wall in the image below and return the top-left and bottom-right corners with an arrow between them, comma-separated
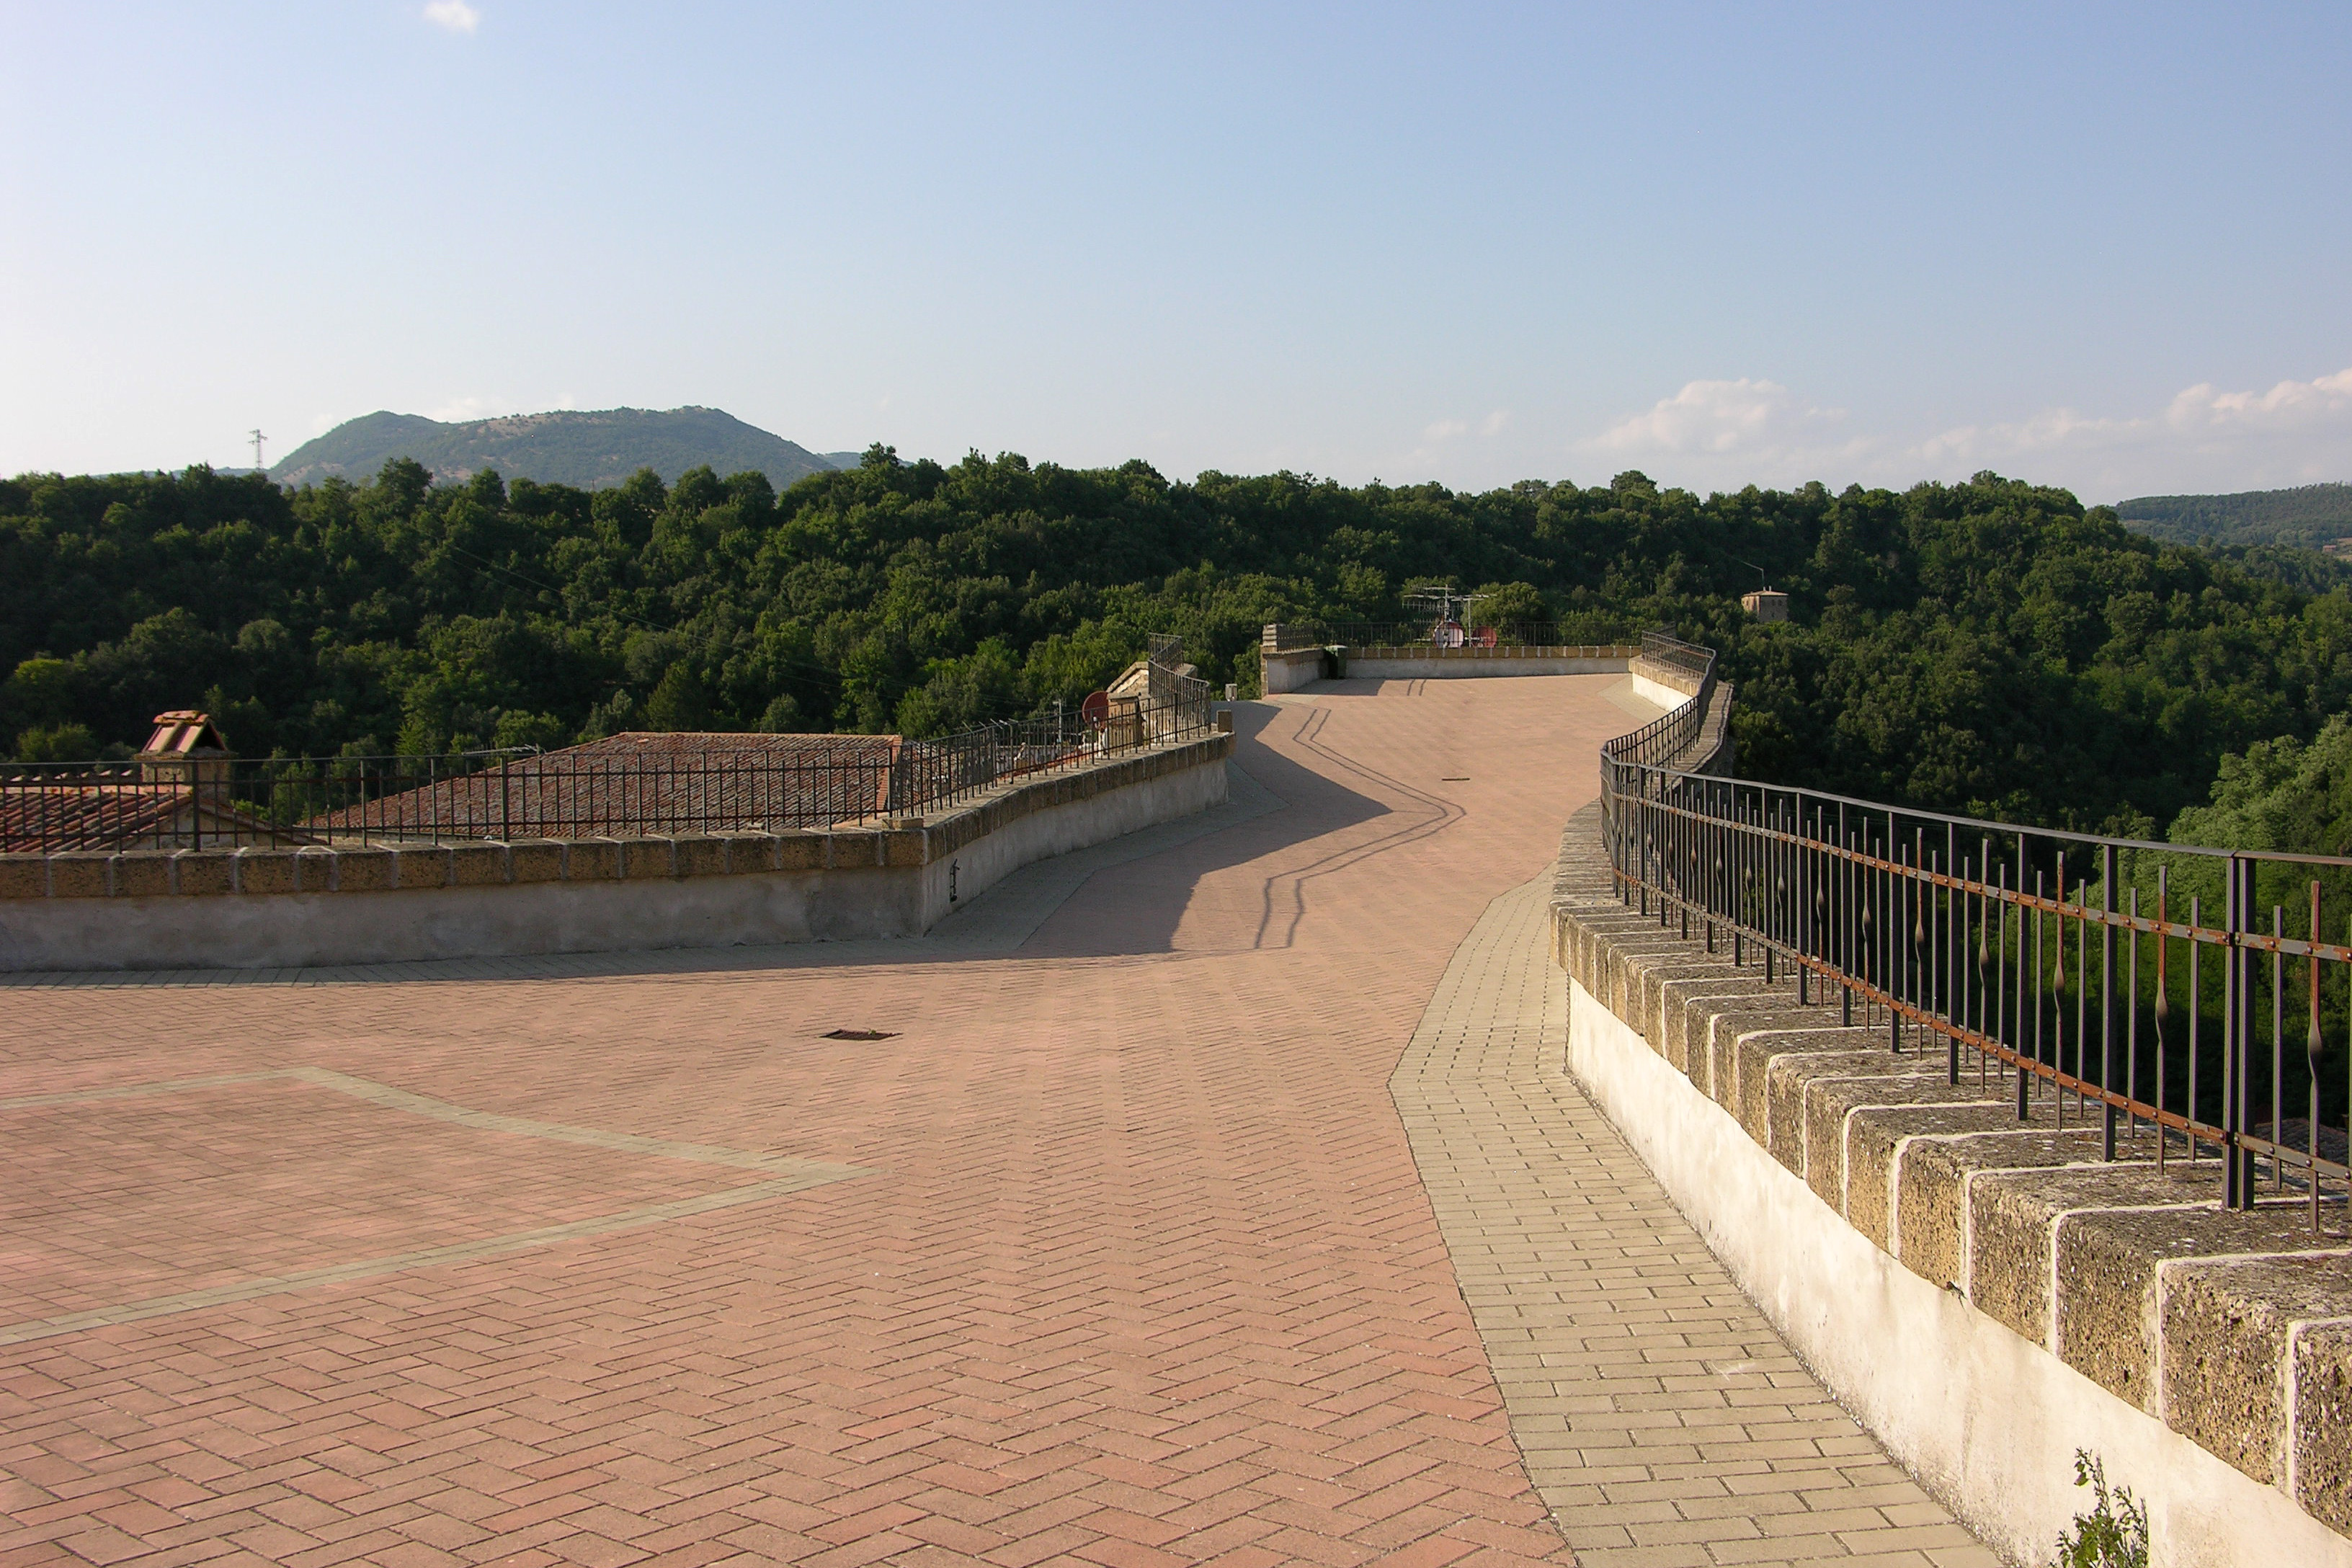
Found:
1255,625 -> 1644,694
0,828 -> 899,900
1550,799 -> 2352,1559
1341,647 -> 1635,682
1631,657 -> 1704,698
0,734 -> 1232,971
1260,646 -> 1328,695
1685,680 -> 1733,773
1642,669 -> 1733,777
0,734 -> 1229,903
1341,643 -> 1634,661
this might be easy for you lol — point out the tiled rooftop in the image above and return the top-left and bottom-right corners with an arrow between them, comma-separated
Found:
305,732 -> 904,839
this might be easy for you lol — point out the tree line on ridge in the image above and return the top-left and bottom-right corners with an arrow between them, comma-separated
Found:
6,446 -> 2352,852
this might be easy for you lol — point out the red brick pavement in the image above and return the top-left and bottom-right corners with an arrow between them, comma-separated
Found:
1,677 -> 1641,1568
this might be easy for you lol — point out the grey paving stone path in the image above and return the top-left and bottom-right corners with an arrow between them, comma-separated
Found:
1391,875 -> 2003,1568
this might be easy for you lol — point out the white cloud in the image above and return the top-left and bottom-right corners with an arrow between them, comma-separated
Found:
2166,368 -> 2352,435
1402,409 -> 1514,472
1419,411 -> 1508,445
424,395 -> 504,422
423,1 -> 480,35
1912,408 -> 2138,468
1913,367 -> 2352,496
1577,368 -> 2352,499
1575,379 -> 1869,487
1587,378 -> 1846,458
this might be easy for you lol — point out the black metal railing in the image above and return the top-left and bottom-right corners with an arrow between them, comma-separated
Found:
1,672 -> 1219,852
1602,639 -> 2350,1231
1268,620 -> 1617,651
879,674 -> 1213,823
1600,633 -> 1719,774
0,744 -> 897,850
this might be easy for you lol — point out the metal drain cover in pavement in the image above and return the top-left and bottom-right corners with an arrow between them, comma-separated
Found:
821,1028 -> 899,1041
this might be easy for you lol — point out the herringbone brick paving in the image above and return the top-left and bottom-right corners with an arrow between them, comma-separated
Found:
0,677 -> 1992,1568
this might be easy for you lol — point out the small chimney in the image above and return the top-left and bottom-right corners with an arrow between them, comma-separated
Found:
138,710 -> 235,799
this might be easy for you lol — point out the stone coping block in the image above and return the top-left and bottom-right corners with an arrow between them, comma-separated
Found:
391,845 -> 451,889
509,839 -> 566,883
48,852 -> 112,897
616,836 -> 672,880
0,733 -> 1233,902
1550,799 -> 2352,1538
234,847 -> 299,894
114,851 -> 176,897
174,850 -> 237,896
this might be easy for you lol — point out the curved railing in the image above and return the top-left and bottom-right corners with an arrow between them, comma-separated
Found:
1601,638 -> 2349,1229
1600,632 -> 1718,772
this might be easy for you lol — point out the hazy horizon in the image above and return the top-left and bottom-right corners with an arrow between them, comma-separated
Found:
7,3 -> 2349,507
74,403 -> 2338,513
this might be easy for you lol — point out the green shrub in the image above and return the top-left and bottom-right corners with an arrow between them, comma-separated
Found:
2052,1451 -> 2147,1568
13,722 -> 98,762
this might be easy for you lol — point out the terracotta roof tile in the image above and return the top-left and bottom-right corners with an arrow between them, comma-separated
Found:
138,710 -> 231,759
304,732 -> 902,839
0,777 -> 309,852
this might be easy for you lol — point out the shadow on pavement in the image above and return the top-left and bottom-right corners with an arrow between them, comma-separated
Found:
1022,696 -> 1471,957
14,699 -> 1409,986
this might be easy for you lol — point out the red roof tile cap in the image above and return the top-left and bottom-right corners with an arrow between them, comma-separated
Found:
140,710 -> 231,757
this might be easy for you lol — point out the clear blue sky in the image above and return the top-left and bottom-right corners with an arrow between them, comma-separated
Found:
6,1 -> 2348,502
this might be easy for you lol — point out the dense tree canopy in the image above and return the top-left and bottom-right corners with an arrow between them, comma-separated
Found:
2170,716 -> 2352,857
7,450 -> 2352,845
2118,481 -> 2352,549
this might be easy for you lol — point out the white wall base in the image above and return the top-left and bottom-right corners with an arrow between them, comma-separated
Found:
1566,977 -> 2352,1568
1261,647 -> 1326,693
0,754 -> 1231,972
915,751 -> 1228,929
1629,669 -> 1698,710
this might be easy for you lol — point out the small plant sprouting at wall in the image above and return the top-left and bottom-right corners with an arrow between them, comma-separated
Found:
2052,1450 -> 2150,1568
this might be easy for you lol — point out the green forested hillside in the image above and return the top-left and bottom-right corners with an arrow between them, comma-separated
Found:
7,450 -> 2352,840
271,406 -> 842,491
2117,481 -> 2352,548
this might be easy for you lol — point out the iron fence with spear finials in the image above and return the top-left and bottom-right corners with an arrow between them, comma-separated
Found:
0,650 -> 1219,853
1603,635 -> 2350,1234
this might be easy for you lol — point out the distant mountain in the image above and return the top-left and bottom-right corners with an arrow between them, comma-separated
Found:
2116,482 -> 2352,548
270,406 -> 850,491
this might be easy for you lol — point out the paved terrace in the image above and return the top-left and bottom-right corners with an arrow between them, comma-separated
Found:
1,678 -> 1993,1568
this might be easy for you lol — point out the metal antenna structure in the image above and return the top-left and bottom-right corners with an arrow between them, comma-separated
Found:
1405,584 -> 1489,625
249,429 -> 267,476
